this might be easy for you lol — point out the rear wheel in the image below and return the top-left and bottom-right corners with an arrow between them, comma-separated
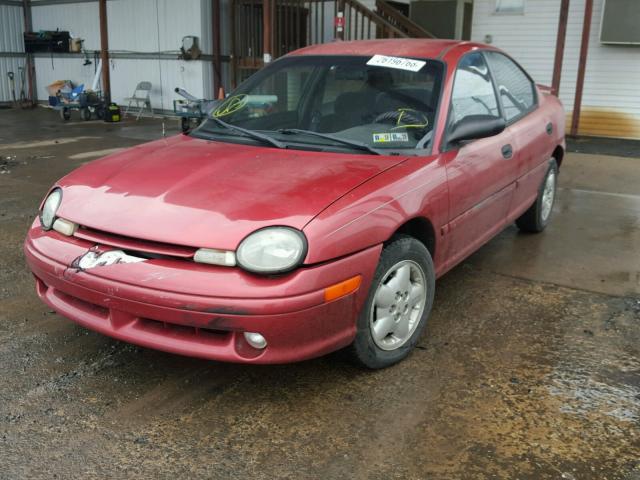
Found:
516,159 -> 558,233
59,108 -> 70,121
80,108 -> 91,121
349,235 -> 435,369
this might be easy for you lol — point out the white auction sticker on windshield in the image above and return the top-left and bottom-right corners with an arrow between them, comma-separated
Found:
373,132 -> 409,143
366,55 -> 426,72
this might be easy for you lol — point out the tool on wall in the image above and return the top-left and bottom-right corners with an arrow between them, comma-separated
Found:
6,72 -> 16,106
18,67 -> 26,103
179,36 -> 201,60
82,49 -> 92,66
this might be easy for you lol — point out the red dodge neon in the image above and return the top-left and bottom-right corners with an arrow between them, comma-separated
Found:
25,40 -> 565,368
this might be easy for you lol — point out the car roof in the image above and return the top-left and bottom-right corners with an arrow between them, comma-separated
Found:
288,39 -> 480,60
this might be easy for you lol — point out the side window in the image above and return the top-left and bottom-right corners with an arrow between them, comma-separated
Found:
495,0 -> 525,14
485,52 -> 536,122
449,52 -> 500,127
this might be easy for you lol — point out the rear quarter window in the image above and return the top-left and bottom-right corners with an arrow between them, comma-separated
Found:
485,51 -> 536,122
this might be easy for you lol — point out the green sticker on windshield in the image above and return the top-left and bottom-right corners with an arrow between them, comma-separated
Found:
373,132 -> 409,143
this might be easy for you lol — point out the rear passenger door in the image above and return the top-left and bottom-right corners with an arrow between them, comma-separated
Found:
443,51 -> 517,267
484,51 -> 551,220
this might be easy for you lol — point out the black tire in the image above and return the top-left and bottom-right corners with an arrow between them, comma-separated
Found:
348,235 -> 436,369
95,104 -> 106,120
80,108 -> 91,121
60,108 -> 70,121
516,159 -> 558,233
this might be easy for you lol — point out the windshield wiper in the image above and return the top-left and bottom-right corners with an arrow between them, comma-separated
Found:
207,116 -> 286,149
277,129 -> 381,155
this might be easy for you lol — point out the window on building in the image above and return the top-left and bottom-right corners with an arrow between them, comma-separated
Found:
485,51 -> 536,122
449,52 -> 501,127
495,0 -> 525,14
600,0 -> 640,45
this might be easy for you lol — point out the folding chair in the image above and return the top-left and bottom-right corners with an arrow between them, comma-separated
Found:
124,81 -> 153,119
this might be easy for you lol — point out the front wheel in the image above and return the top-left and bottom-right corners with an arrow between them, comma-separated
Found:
516,159 -> 558,233
348,235 -> 435,369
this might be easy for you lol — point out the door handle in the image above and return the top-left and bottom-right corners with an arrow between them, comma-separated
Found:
501,144 -> 513,159
546,122 -> 553,135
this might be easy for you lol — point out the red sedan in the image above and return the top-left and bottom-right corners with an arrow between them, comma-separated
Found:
24,40 -> 565,368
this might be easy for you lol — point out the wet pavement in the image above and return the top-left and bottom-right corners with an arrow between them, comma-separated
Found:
1,108 -> 639,479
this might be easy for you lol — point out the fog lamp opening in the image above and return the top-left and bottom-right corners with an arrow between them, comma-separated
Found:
243,331 -> 267,349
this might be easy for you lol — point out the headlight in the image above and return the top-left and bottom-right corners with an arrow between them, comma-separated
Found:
40,188 -> 62,230
236,227 -> 307,274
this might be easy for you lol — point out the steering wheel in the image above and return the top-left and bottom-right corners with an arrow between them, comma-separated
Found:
374,108 -> 429,130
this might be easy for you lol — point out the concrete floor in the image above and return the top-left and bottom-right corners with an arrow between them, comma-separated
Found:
1,108 -> 639,479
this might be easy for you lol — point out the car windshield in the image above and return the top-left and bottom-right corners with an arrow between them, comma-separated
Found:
194,55 -> 444,154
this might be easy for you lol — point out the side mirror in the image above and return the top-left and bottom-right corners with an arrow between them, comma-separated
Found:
447,114 -> 506,145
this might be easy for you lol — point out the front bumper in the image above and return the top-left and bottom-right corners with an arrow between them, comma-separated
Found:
24,223 -> 381,364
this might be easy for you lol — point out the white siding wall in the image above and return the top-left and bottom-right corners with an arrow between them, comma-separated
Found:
34,56 -> 99,96
0,4 -> 24,52
29,0 -> 212,111
471,0 -> 640,139
31,2 -> 101,49
109,59 -> 206,111
107,0 -> 207,110
0,4 -> 25,103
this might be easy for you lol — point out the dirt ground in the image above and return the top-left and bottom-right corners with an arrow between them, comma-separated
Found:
1,108 -> 639,479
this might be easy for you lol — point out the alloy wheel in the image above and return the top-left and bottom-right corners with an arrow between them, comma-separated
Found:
540,169 -> 556,222
369,260 -> 427,351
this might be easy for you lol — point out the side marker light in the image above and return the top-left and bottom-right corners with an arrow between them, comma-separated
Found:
324,275 -> 362,302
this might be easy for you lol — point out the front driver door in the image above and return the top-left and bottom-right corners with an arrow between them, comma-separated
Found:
442,51 -> 518,269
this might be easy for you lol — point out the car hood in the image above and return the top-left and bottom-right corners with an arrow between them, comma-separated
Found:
56,135 -> 407,249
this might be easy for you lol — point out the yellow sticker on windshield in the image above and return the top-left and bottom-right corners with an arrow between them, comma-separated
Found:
212,94 -> 248,117
373,132 -> 409,143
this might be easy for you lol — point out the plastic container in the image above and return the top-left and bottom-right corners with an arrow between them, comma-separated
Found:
105,103 -> 121,122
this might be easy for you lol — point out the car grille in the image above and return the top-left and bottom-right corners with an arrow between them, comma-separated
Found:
74,226 -> 197,259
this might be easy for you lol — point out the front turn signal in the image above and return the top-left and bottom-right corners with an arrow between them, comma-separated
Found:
324,275 -> 362,302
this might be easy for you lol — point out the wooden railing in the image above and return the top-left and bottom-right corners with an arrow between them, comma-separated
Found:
230,0 -> 427,85
375,0 -> 435,38
338,0 -> 407,40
